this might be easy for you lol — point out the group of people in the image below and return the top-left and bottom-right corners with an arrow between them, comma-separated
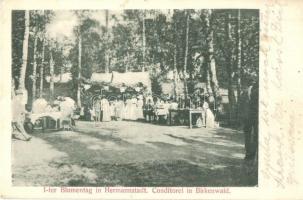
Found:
82,95 -> 145,123
31,96 -> 76,129
143,95 -> 216,128
81,93 -> 216,128
11,74 -> 76,139
11,78 -> 258,163
32,96 -> 75,115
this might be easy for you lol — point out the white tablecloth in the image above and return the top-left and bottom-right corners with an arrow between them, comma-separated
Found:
29,112 -> 62,123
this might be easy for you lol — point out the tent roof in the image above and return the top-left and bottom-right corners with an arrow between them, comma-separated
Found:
88,71 -> 151,92
111,71 -> 151,88
90,72 -> 113,83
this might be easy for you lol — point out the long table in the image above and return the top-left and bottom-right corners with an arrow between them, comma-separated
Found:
169,109 -> 205,129
29,112 -> 62,130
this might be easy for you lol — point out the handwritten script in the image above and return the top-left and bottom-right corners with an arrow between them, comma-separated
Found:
260,0 -> 298,188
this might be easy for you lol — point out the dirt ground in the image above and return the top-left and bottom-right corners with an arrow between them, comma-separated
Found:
12,120 -> 258,186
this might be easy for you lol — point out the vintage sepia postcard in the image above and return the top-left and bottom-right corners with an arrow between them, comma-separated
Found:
0,0 -> 303,199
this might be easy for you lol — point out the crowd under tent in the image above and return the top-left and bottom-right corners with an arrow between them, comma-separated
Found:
81,71 -> 152,106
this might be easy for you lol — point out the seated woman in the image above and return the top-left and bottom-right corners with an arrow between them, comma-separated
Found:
168,98 -> 179,125
202,98 -> 215,128
12,89 -> 32,140
59,96 -> 76,129
32,98 -> 48,114
154,99 -> 167,123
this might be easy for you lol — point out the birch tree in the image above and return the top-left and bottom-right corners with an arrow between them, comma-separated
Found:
236,9 -> 242,100
49,48 -> 55,101
18,10 -> 30,92
142,10 -> 146,72
183,12 -> 190,99
204,10 -> 221,105
236,9 -> 242,123
31,32 -> 38,101
105,10 -> 110,73
225,11 -> 236,123
40,39 -> 45,98
77,33 -> 82,107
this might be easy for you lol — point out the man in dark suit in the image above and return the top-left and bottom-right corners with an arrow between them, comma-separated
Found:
243,80 -> 259,160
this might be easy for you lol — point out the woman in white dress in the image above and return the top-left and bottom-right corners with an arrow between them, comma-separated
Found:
60,97 -> 76,117
12,89 -> 32,140
110,100 -> 116,120
202,99 -> 215,128
136,95 -> 144,119
100,96 -> 111,122
129,95 -> 138,120
93,97 -> 101,122
124,96 -> 131,120
115,96 -> 125,121
32,98 -> 48,113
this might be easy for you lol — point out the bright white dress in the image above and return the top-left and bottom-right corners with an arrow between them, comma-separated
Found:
32,98 -> 48,114
136,99 -> 144,119
60,98 -> 76,118
124,99 -> 131,120
129,98 -> 138,120
203,102 -> 215,128
115,100 -> 125,120
110,101 -> 116,118
101,98 -> 111,122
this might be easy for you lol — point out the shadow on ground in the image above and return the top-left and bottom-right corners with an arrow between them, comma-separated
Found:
23,122 -> 257,187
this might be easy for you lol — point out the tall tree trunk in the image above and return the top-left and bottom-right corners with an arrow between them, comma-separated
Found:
183,12 -> 189,99
60,47 -> 63,82
205,10 -> 221,107
142,11 -> 146,72
204,63 -> 212,95
105,10 -> 109,73
49,51 -> 54,102
236,9 -> 242,125
125,52 -> 128,72
173,43 -> 178,100
18,10 -> 30,91
77,35 -> 82,107
123,52 -> 127,72
225,12 -> 236,124
173,10 -> 178,100
236,9 -> 242,101
40,39 -> 45,98
32,35 -> 38,102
